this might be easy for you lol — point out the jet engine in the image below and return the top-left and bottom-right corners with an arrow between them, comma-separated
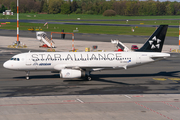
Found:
60,69 -> 85,78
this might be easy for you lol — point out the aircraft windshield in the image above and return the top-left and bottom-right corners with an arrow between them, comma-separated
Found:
10,58 -> 20,61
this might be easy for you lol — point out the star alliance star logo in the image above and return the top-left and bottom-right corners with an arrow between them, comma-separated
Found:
149,36 -> 161,49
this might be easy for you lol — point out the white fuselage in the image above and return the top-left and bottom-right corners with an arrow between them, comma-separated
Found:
3,51 -> 170,71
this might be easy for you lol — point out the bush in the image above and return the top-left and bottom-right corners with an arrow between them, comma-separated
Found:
103,10 -> 116,16
61,3 -> 71,14
75,8 -> 82,14
86,10 -> 94,15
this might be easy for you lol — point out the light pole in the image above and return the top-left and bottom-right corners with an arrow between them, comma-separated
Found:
17,0 -> 20,46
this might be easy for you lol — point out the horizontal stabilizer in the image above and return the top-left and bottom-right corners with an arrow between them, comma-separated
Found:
149,53 -> 170,58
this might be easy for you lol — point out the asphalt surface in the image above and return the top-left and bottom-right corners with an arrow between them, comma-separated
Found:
0,29 -> 180,120
0,19 -> 178,28
0,47 -> 180,97
0,29 -> 178,45
0,28 -> 179,97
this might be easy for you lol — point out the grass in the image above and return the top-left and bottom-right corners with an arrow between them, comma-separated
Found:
55,20 -> 179,26
1,13 -> 180,20
0,22 -> 178,37
0,14 -> 179,37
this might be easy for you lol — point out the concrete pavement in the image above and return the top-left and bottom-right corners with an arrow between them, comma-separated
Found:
0,94 -> 179,120
0,36 -> 178,52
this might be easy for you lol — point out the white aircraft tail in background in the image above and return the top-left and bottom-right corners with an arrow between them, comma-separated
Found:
3,25 -> 170,80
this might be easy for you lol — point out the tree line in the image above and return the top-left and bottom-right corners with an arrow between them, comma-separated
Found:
0,0 -> 180,16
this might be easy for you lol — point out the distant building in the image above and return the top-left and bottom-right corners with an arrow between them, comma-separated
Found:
3,10 -> 13,15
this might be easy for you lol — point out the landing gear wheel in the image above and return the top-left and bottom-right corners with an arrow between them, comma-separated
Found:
26,71 -> 30,80
87,76 -> 92,81
85,71 -> 92,81
85,76 -> 92,81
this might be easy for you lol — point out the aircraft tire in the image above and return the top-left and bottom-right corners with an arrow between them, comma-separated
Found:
87,76 -> 92,81
26,76 -> 29,80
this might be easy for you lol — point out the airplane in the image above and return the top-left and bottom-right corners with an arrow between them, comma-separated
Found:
3,25 -> 170,81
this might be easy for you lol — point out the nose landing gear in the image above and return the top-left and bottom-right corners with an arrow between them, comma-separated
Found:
26,71 -> 30,80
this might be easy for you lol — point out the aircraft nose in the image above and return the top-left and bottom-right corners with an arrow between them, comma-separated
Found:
3,61 -> 10,69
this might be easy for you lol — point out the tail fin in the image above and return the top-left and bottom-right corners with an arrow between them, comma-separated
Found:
135,25 -> 168,52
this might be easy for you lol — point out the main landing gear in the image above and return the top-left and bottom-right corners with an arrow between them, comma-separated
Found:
26,71 -> 30,80
85,71 -> 92,81
85,76 -> 92,81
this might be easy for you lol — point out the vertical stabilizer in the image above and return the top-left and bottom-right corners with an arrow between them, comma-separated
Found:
136,25 -> 168,52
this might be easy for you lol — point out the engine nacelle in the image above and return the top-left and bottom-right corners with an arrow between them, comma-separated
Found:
60,69 -> 85,78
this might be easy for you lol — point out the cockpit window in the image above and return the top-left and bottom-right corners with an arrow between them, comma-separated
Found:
10,58 -> 20,61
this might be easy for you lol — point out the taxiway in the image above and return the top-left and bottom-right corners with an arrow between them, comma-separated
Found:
0,31 -> 180,120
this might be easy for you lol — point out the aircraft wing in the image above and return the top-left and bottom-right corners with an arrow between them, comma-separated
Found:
54,64 -> 125,72
54,64 -> 103,71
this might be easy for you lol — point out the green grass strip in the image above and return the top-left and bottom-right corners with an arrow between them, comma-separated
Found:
0,22 -> 178,37
1,13 -> 180,20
